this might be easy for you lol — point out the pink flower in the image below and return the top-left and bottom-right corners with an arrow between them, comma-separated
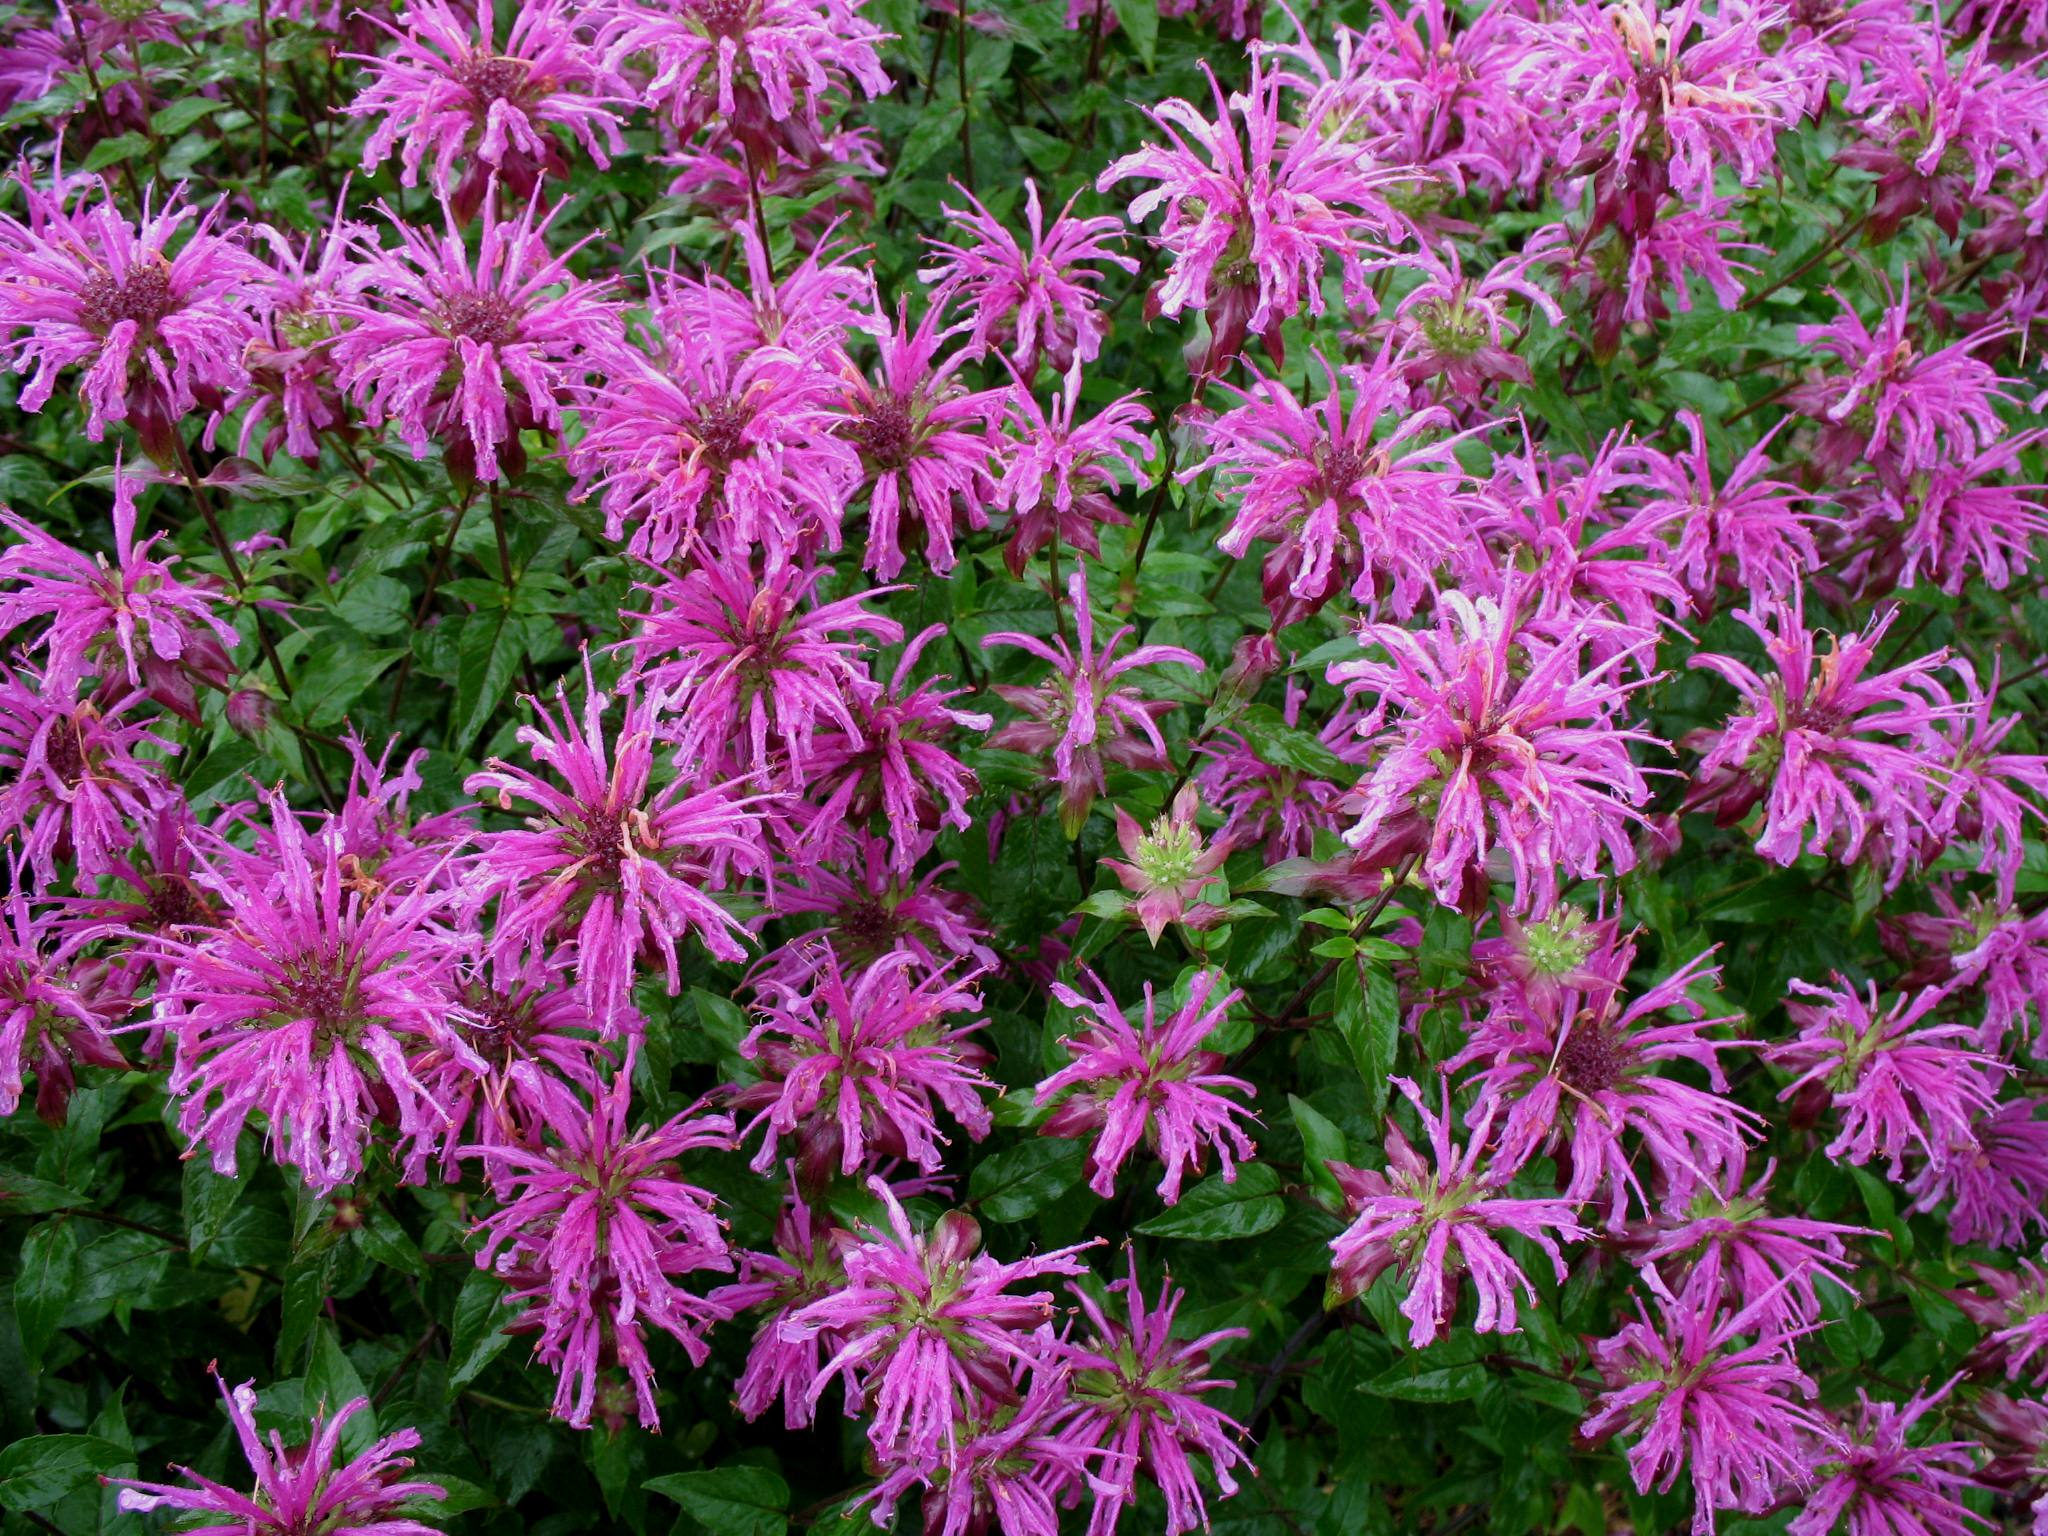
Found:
154,791 -> 469,1194
601,0 -> 891,142
1376,239 -> 1566,402
1912,1099 -> 2048,1251
802,624 -> 991,874
332,191 -> 623,483
466,667 -> 763,1033
1634,409 -> 1819,609
1920,663 -> 2048,909
1036,967 -> 1256,1204
114,1370 -> 443,1535
655,224 -> 878,367
920,179 -> 1137,376
759,836 -> 996,980
839,303 -> 1004,580
1193,729 -> 1346,863
1789,280 -> 2015,479
1792,1384 -> 1992,1536
982,568 -> 1204,838
1636,1157 -> 1866,1333
0,669 -> 173,891
1063,1251 -> 1252,1536
1583,1266 -> 1836,1535
571,339 -> 858,566
1542,198 -> 1759,361
994,361 -> 1148,580
1956,1257 -> 2048,1386
1098,58 -> 1410,374
1684,598 -> 1966,888
0,456 -> 237,705
1331,583 -> 1663,915
715,1181 -> 847,1429
1326,1074 -> 1586,1347
0,884 -> 128,1123
734,945 -> 993,1183
1452,935 -> 1759,1229
1768,975 -> 2004,1180
470,1070 -> 737,1429
0,172 -> 264,448
349,0 -> 629,221
626,555 -> 901,788
783,1177 -> 1094,1466
1100,783 -> 1231,945
1191,352 -> 1491,623
1865,432 -> 2048,597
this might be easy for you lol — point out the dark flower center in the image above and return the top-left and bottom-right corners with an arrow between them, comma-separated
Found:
693,397 -> 753,465
462,986 -> 542,1067
693,0 -> 754,37
837,897 -> 903,956
277,959 -> 357,1040
43,716 -> 88,786
574,805 -> 631,887
144,875 -> 212,932
455,50 -> 531,106
1555,1020 -> 1626,1095
851,394 -> 919,470
79,263 -> 175,334
443,291 -> 523,346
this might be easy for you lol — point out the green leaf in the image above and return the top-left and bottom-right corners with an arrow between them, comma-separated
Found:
150,96 -> 228,135
306,1325 -> 376,1455
1107,0 -> 1156,68
448,1268 -> 515,1389
1135,1164 -> 1282,1241
183,1156 -> 245,1263
277,1247 -> 334,1370
0,1435 -> 132,1512
890,103 -> 966,185
1288,1096 -> 1347,1203
1362,1358 -> 1487,1403
970,1139 -> 1087,1223
1332,962 -> 1400,1121
452,610 -> 530,754
295,637 -> 401,729
82,133 -> 148,172
1234,704 -> 1355,782
15,1218 -> 79,1367
646,1466 -> 791,1536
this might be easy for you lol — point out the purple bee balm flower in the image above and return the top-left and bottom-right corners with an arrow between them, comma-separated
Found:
1913,1099 -> 2048,1253
1190,351 -> 1492,624
1098,57 -> 1412,375
1792,1383 -> 1992,1536
0,669 -> 173,891
154,791 -> 471,1194
759,835 -> 997,980
994,360 -> 1148,580
221,205 -> 362,465
1860,431 -> 2048,598
331,191 -> 623,484
782,1177 -> 1095,1466
0,883 -> 129,1123
626,555 -> 901,788
1957,1256 -> 2048,1386
1542,0 -> 1799,206
1890,893 -> 2048,1056
856,1356 -> 1103,1536
466,666 -> 763,1034
113,1370 -> 444,1535
981,567 -> 1204,838
1634,409 -> 1820,610
733,944 -> 993,1184
1374,238 -> 1566,402
0,171 -> 265,450
400,948 -> 606,1183
1330,582 -> 1664,916
1541,197 -> 1759,363
1787,279 -> 2016,479
571,339 -> 858,566
1583,1265 -> 1836,1535
803,624 -> 992,874
0,455 -> 238,707
655,224 -> 880,369
601,0 -> 891,145
1100,783 -> 1232,945
1683,598 -> 1966,889
349,0 -> 629,222
316,734 -> 477,901
470,1069 -> 737,1430
1635,1157 -> 1867,1333
1063,1251 -> 1252,1536
1326,1074 -> 1586,1347
1035,967 -> 1257,1205
919,178 -> 1137,377
714,1180 -> 848,1429
1194,729 -> 1346,863
1918,662 -> 2048,909
1767,975 -> 2004,1180
839,302 -> 1005,580
1452,934 -> 1759,1229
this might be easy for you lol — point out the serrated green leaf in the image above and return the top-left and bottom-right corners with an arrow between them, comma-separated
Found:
1107,0 -> 1156,67
1332,962 -> 1400,1121
83,133 -> 148,172
969,1139 -> 1087,1223
448,1268 -> 515,1389
183,1157 -> 244,1263
646,1466 -> 790,1536
452,610 -> 529,753
151,96 -> 228,135
16,1218 -> 79,1367
0,1435 -> 132,1512
1135,1164 -> 1282,1240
